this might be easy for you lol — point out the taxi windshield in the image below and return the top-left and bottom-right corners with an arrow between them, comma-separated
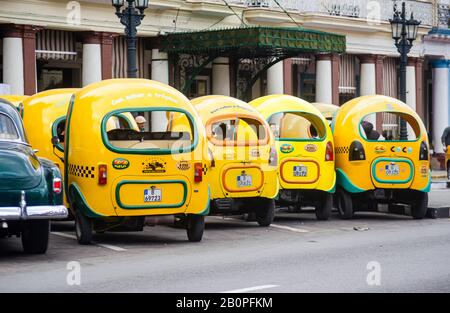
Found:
103,109 -> 195,154
267,112 -> 326,141
360,112 -> 420,141
0,113 -> 20,141
207,117 -> 267,146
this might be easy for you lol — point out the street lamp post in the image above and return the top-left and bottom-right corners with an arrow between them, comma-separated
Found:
390,1 -> 420,140
112,0 -> 149,78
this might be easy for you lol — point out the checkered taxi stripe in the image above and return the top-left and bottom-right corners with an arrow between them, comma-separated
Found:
68,164 -> 95,179
335,146 -> 349,154
202,164 -> 208,176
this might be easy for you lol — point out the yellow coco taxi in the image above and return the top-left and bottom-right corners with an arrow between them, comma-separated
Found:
22,89 -> 78,178
333,95 -> 431,219
64,79 -> 210,244
250,95 -> 336,220
189,95 -> 279,226
0,95 -> 28,115
313,103 -> 339,125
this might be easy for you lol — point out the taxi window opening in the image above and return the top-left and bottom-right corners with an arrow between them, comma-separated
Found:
360,112 -> 420,141
209,117 -> 267,146
104,110 -> 194,152
267,112 -> 326,140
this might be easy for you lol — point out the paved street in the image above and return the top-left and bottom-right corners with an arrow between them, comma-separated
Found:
0,190 -> 449,293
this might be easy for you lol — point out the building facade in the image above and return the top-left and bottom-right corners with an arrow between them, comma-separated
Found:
0,0 -> 449,165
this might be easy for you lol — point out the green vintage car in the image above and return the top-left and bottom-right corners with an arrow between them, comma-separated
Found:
0,99 -> 68,254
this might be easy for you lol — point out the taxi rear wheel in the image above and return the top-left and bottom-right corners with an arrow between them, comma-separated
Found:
315,193 -> 332,221
75,210 -> 93,245
256,199 -> 275,227
411,192 -> 428,220
21,220 -> 50,254
186,215 -> 204,242
337,188 -> 354,220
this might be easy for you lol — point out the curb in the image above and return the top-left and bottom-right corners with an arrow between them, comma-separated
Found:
427,207 -> 450,219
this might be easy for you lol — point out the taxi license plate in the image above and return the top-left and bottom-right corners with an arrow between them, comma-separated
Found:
237,175 -> 252,188
293,165 -> 308,177
144,188 -> 162,202
385,164 -> 400,176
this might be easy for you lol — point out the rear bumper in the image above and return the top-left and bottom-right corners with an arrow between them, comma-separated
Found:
0,205 -> 68,220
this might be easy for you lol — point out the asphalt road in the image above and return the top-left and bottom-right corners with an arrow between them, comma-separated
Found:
0,192 -> 449,293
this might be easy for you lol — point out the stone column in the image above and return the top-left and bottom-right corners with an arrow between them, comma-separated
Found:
267,61 -> 284,95
406,58 -> 417,111
431,60 -> 450,155
151,49 -> 169,131
315,54 -> 332,104
375,55 -> 385,130
2,25 -> 24,95
283,58 -> 293,95
359,55 -> 377,125
331,54 -> 340,105
212,57 -> 230,96
22,26 -> 40,95
101,33 -> 115,80
80,32 -> 102,87
415,58 -> 425,122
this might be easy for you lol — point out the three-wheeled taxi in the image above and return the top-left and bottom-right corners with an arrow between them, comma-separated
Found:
64,79 -> 210,244
22,89 -> 78,176
313,103 -> 339,125
0,99 -> 68,254
333,95 -> 431,219
250,95 -> 336,220
189,95 -> 278,226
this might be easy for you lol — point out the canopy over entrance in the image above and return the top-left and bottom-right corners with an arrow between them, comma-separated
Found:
161,26 -> 346,100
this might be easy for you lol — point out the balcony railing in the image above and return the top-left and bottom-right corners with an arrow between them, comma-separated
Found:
438,0 -> 450,28
231,0 -> 439,26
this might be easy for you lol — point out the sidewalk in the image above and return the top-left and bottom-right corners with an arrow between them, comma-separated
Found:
431,170 -> 448,182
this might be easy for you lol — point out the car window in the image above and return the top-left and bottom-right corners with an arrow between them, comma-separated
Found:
0,113 -> 20,140
361,112 -> 420,141
268,112 -> 326,140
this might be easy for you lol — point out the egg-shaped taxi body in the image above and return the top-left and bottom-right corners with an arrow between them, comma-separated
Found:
189,95 -> 279,226
251,95 -> 336,220
332,95 -> 430,219
65,79 -> 210,243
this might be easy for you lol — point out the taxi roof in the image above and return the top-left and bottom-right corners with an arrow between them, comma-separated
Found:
0,95 -> 29,107
336,95 -> 422,121
74,79 -> 193,114
22,88 -> 78,119
191,95 -> 262,124
250,95 -> 325,119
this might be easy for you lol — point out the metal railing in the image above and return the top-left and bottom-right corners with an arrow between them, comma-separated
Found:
233,0 -> 438,26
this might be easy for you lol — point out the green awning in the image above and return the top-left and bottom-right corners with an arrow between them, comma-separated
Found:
161,26 -> 346,56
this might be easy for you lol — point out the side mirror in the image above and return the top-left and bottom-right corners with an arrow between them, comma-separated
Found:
51,136 -> 60,147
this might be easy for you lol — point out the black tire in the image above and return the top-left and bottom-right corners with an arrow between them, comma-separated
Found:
21,220 -> 50,254
337,188 -> 354,220
75,210 -> 93,245
411,192 -> 428,219
315,192 -> 332,221
447,162 -> 450,180
186,215 -> 205,242
256,198 -> 275,227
